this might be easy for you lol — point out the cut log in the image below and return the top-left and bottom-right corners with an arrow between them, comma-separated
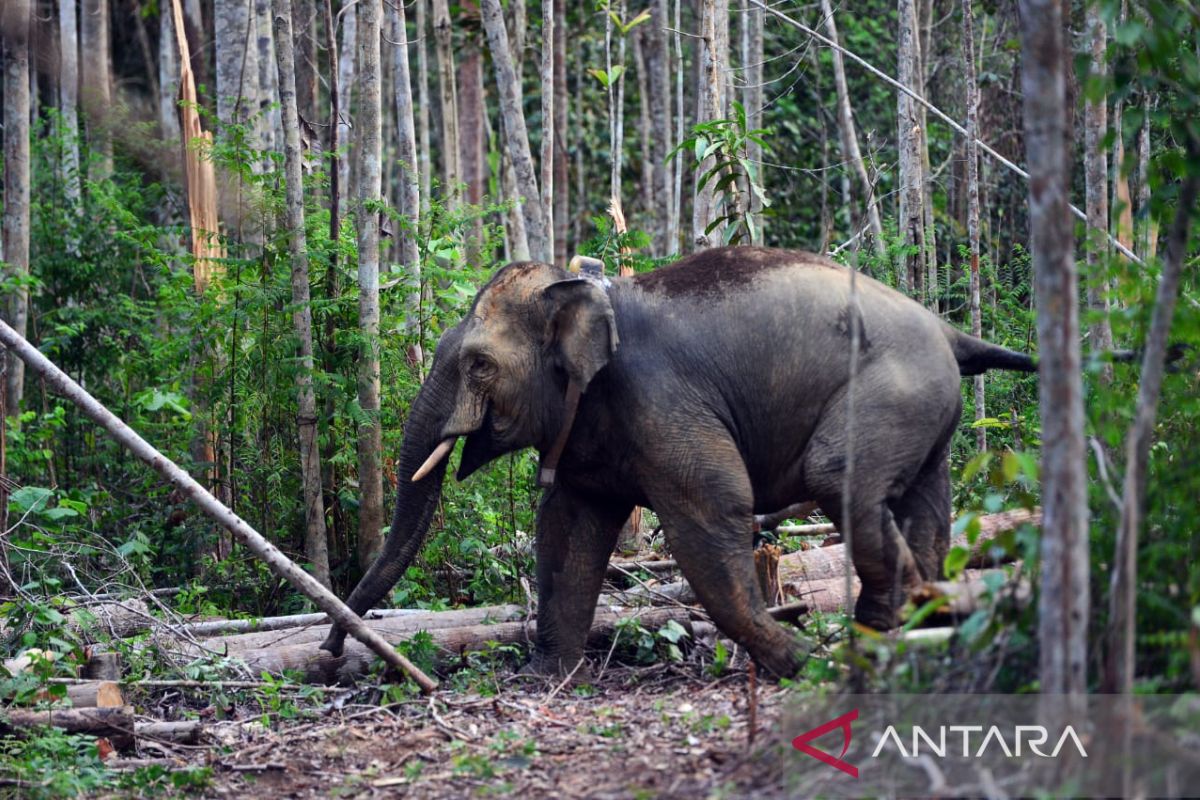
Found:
198,604 -> 526,655
787,569 -> 1029,620
81,652 -> 122,681
135,720 -> 202,745
778,507 -> 1040,584
0,706 -> 135,748
229,607 -> 695,684
179,606 -> 480,639
754,544 -> 782,605
64,681 -> 124,708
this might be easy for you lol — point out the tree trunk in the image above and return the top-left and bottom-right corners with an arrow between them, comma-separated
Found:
456,41 -> 487,216
337,0 -> 356,202
431,0 -> 459,205
1104,139 -> 1200,694
415,0 -> 432,211
273,0 -> 331,588
294,0 -> 319,124
2,0 -> 31,416
0,318 -> 438,692
60,0 -> 85,208
692,0 -> 728,249
671,0 -> 683,254
481,0 -> 549,261
606,0 -> 628,210
390,0 -> 421,334
633,29 -> 654,224
896,0 -> 924,295
962,0 -> 985,451
819,0 -> 885,259
1018,0 -> 1089,704
1084,4 -> 1115,367
552,0 -> 568,263
540,0 -> 554,262
255,0 -> 281,154
214,0 -> 258,127
80,0 -> 113,177
355,0 -> 385,570
741,0 -> 764,240
1137,97 -> 1157,261
645,0 -> 672,256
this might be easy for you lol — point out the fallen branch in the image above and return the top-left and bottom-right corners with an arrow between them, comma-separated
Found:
0,320 -> 438,694
0,706 -> 135,748
62,681 -> 124,708
225,606 -> 696,684
179,605 -> 514,640
197,604 -> 526,655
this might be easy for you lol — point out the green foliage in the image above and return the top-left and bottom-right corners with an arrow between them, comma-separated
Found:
670,102 -> 772,245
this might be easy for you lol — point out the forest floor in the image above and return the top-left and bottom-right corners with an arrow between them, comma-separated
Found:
164,659 -> 792,799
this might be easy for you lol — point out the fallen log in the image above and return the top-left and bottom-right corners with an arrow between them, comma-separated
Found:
198,604 -> 526,655
66,600 -> 152,640
789,569 -> 1029,619
778,507 -> 1040,585
229,606 -> 695,684
178,607 -> 443,639
0,706 -> 135,748
135,720 -> 202,745
774,523 -> 837,537
0,319 -> 437,693
64,681 -> 124,709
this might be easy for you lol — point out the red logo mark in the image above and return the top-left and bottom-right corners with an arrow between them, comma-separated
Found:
792,709 -> 859,778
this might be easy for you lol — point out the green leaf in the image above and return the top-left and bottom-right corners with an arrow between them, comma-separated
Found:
944,545 -> 970,579
961,451 -> 992,482
9,486 -> 53,514
588,67 -> 611,88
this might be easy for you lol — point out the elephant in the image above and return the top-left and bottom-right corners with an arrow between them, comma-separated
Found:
320,246 -> 1035,678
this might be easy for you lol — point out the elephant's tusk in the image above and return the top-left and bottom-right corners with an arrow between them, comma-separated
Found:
411,438 -> 456,482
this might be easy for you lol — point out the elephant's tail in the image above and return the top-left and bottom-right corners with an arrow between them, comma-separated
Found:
942,324 -> 1037,376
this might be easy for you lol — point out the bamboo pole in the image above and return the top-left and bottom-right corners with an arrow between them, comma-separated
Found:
0,320 -> 438,693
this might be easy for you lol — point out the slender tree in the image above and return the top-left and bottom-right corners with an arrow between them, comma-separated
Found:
158,3 -> 182,141
2,0 -> 31,415
819,0 -> 885,258
1106,137 -> 1200,695
60,0 -> 84,208
541,0 -> 554,262
1019,0 -> 1089,704
741,0 -> 764,238
896,0 -> 924,296
81,0 -> 113,176
294,0 -> 319,123
693,0 -> 729,249
272,0 -> 331,587
645,0 -> 672,256
481,0 -> 549,261
432,0 -> 460,204
552,0 -> 568,262
1084,3 -> 1115,367
390,0 -> 420,279
355,0 -> 385,569
337,0 -> 356,201
962,0 -> 985,451
1137,98 -> 1157,260
415,0 -> 432,210
255,0 -> 281,154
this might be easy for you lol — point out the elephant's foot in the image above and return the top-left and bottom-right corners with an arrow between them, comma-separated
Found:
520,650 -> 593,683
853,590 -> 902,631
748,626 -> 809,679
318,626 -> 349,657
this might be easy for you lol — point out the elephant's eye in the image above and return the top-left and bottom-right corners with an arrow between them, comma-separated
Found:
465,354 -> 497,387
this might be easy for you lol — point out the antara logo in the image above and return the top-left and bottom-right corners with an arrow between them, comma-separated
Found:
791,709 -> 859,778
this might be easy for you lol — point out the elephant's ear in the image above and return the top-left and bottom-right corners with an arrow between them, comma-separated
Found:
542,278 -> 620,390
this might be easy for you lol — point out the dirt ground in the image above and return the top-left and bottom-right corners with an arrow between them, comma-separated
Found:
159,659 -> 794,799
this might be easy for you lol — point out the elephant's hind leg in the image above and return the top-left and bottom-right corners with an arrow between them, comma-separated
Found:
889,443 -> 952,582
528,486 -> 632,676
647,437 -> 804,678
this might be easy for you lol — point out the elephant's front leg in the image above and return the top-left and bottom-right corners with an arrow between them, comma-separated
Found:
527,486 -> 633,676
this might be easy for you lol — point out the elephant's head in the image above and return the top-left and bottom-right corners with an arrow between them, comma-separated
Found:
320,261 -> 618,656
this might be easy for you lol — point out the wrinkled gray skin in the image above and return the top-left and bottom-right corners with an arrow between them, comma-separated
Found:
320,247 -> 1034,677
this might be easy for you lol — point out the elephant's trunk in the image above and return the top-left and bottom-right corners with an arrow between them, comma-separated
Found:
319,327 -> 464,656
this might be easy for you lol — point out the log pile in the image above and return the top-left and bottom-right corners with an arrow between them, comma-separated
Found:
0,509 -> 1037,756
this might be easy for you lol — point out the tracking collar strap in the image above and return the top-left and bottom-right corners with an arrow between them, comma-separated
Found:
538,379 -> 583,488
